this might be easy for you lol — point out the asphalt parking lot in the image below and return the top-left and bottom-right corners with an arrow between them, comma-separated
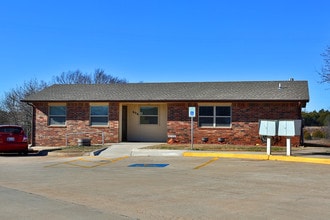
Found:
1,154 -> 330,220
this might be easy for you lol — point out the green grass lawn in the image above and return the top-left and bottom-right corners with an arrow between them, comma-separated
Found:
54,142 -> 322,154
55,145 -> 106,153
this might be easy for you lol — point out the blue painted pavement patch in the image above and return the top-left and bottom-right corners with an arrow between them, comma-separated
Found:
128,163 -> 169,168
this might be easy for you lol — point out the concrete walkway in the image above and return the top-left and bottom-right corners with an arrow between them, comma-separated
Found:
95,142 -> 184,158
93,143 -> 330,165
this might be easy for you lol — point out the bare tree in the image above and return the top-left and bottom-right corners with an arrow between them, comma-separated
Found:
0,69 -> 126,139
53,70 -> 91,84
0,109 -> 9,124
53,69 -> 127,84
319,45 -> 330,83
0,79 -> 48,137
93,69 -> 127,84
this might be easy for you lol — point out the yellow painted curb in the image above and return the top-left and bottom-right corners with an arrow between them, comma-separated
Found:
183,152 -> 269,160
183,152 -> 330,165
269,155 -> 330,165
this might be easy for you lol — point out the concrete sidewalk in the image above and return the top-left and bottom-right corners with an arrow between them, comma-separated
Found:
94,142 -> 330,165
94,142 -> 185,158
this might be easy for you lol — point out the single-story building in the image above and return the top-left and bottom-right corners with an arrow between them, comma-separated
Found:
22,80 -> 309,147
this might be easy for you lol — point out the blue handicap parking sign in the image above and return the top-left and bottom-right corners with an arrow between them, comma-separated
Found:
189,107 -> 196,117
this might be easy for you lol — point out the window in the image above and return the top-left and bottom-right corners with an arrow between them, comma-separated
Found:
49,105 -> 66,126
198,105 -> 231,127
0,126 -> 23,134
90,105 -> 109,126
140,106 -> 158,124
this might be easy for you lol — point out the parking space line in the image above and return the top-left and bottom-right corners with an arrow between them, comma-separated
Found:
194,157 -> 219,169
44,156 -> 128,168
45,158 -> 81,168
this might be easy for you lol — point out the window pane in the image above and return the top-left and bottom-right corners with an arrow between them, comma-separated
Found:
140,116 -> 158,124
49,106 -> 66,125
0,127 -> 22,133
140,107 -> 158,115
199,106 -> 213,116
91,117 -> 108,126
50,106 -> 66,115
50,116 -> 66,125
139,106 -> 158,125
90,105 -> 108,126
216,117 -> 231,126
216,106 -> 231,116
91,106 -> 108,115
198,117 -> 213,127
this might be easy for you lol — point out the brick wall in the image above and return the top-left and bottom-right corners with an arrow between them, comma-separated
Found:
167,102 -> 302,146
33,102 -> 120,146
32,101 -> 302,147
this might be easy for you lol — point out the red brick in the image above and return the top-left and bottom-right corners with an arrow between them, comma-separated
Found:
32,101 -> 302,147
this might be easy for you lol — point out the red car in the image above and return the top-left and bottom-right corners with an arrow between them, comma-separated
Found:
0,125 -> 29,155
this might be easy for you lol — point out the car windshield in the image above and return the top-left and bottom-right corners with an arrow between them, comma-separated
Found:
0,127 -> 23,134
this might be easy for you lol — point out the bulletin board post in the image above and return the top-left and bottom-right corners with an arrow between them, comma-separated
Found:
189,107 -> 196,150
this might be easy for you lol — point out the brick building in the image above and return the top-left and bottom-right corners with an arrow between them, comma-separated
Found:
22,80 -> 309,147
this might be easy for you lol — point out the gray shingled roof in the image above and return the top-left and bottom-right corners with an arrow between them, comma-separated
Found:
22,81 -> 309,104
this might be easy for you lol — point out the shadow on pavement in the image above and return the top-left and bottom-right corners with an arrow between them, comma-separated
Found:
0,149 -> 50,157
304,139 -> 330,148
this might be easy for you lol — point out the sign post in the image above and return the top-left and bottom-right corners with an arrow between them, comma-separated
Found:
189,107 -> 196,150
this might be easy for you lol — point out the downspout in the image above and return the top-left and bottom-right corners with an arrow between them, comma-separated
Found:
27,102 -> 36,147
298,101 -> 304,146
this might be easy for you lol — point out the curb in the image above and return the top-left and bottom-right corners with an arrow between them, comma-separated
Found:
268,155 -> 330,165
47,151 -> 88,157
183,152 -> 330,165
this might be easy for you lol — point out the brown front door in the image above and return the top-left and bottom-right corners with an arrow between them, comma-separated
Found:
122,105 -> 127,141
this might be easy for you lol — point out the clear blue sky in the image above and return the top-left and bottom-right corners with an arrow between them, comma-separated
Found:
0,0 -> 329,111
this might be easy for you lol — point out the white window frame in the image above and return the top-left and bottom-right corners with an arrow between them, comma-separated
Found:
48,103 -> 67,126
90,103 -> 109,126
198,104 -> 232,128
